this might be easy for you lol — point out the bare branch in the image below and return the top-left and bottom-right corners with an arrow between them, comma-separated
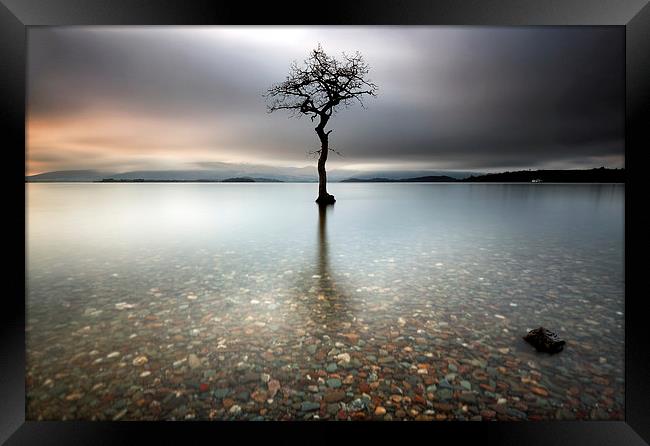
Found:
265,45 -> 378,125
306,148 -> 323,159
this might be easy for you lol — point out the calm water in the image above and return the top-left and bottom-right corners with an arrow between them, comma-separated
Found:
26,183 -> 624,421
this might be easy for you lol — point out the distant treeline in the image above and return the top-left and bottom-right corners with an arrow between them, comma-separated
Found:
343,168 -> 624,183
341,175 -> 457,183
461,167 -> 624,183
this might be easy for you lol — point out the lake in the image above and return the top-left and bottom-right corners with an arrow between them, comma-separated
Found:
26,183 -> 625,420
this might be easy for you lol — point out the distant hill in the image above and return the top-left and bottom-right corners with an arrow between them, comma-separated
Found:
26,166 -> 624,183
221,177 -> 283,183
342,168 -> 624,183
461,167 -> 624,183
26,165 -> 479,183
26,164 -> 317,183
341,175 -> 458,183
26,170 -> 110,182
336,170 -> 477,181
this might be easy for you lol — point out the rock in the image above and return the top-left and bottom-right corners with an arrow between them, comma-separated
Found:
326,363 -> 338,373
112,408 -> 128,421
459,392 -> 476,404
260,373 -> 271,383
342,333 -> 359,343
229,405 -> 242,415
132,356 -> 148,366
324,390 -> 346,403
348,398 -> 367,412
480,409 -> 496,419
222,398 -> 235,409
326,403 -> 338,415
199,383 -> 210,393
213,388 -> 230,398
301,401 -> 320,412
240,372 -> 259,383
531,386 -> 549,397
267,379 -> 281,398
188,354 -> 201,369
336,353 -> 351,364
252,389 -> 268,403
326,378 -> 342,388
523,327 -> 566,353
65,392 -> 83,401
374,406 -> 387,416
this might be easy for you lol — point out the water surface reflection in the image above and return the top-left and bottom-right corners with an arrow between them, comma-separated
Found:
26,183 -> 624,421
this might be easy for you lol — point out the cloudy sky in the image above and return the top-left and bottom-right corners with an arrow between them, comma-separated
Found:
27,26 -> 624,175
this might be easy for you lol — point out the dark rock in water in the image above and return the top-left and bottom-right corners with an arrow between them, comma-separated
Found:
523,327 -> 566,353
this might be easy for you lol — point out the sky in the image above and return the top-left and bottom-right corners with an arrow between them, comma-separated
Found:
27,26 -> 624,176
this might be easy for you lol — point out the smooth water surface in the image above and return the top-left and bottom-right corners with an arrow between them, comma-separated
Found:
26,183 -> 624,420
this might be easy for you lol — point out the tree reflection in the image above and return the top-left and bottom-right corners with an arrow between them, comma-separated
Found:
287,203 -> 355,329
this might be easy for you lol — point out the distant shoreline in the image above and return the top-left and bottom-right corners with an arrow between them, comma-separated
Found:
24,181 -> 625,184
25,168 -> 625,184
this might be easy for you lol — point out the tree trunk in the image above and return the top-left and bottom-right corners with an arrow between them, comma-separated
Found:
315,116 -> 335,205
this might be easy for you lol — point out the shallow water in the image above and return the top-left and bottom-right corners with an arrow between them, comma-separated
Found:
26,183 -> 624,420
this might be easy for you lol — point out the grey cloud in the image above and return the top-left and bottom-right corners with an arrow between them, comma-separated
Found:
28,26 -> 624,172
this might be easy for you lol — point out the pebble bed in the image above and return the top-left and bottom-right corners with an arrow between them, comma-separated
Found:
26,183 -> 625,421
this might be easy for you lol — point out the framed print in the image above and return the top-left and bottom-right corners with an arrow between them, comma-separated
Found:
1,0 -> 649,444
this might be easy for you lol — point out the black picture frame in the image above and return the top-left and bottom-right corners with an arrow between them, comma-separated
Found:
2,0 -> 649,444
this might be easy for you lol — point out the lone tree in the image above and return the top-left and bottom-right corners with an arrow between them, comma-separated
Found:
266,45 -> 378,205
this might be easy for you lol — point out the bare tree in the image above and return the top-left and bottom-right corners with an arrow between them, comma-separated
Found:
265,44 -> 378,205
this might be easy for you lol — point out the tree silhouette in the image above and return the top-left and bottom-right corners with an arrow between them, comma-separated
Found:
266,44 -> 378,204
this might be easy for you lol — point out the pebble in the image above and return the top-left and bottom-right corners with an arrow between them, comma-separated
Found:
267,380 -> 281,398
213,388 -> 230,399
132,356 -> 148,366
301,402 -> 320,412
112,409 -> 128,421
327,379 -> 342,388
324,390 -> 346,403
188,354 -> 201,369
336,353 -> 351,364
26,187 -> 625,422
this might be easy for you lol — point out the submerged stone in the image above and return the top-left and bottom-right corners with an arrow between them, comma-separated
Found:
523,327 -> 566,354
